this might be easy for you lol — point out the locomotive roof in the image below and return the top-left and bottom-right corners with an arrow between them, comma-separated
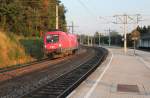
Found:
45,31 -> 67,35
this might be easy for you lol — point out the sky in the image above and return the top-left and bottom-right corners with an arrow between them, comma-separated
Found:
60,0 -> 150,35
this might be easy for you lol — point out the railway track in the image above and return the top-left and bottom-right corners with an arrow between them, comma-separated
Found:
0,54 -> 73,74
22,47 -> 108,98
0,46 -> 108,98
0,46 -> 85,74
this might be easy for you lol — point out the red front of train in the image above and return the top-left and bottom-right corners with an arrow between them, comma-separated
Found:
43,31 -> 78,56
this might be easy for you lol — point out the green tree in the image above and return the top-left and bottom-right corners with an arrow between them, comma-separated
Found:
0,0 -> 67,36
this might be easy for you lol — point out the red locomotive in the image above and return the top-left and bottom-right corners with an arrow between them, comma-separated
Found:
43,31 -> 78,57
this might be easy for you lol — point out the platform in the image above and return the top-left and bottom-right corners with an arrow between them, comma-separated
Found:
67,47 -> 150,98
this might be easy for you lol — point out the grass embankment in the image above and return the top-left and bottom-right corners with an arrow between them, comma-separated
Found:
0,31 -> 43,68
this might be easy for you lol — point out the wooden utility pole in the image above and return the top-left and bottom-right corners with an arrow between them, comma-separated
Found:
56,4 -> 59,30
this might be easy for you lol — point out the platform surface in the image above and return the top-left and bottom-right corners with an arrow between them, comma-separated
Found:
67,47 -> 150,98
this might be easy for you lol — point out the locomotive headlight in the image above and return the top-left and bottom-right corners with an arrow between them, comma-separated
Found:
44,45 -> 46,48
58,43 -> 62,47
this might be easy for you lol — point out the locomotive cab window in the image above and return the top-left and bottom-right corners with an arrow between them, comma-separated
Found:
46,34 -> 59,43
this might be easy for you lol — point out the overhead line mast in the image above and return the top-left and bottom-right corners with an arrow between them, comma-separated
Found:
67,21 -> 78,34
105,28 -> 113,47
113,14 -> 142,54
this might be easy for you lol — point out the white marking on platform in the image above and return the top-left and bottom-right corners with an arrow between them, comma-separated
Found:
138,57 -> 150,69
84,51 -> 113,98
66,90 -> 76,98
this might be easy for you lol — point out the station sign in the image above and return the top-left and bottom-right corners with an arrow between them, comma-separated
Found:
131,30 -> 140,41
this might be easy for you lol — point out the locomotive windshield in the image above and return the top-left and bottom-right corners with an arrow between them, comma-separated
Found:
46,34 -> 59,43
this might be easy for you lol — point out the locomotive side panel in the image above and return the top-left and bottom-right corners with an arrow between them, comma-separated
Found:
68,34 -> 78,49
43,31 -> 79,57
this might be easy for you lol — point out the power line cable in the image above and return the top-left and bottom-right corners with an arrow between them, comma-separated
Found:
77,0 -> 97,18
